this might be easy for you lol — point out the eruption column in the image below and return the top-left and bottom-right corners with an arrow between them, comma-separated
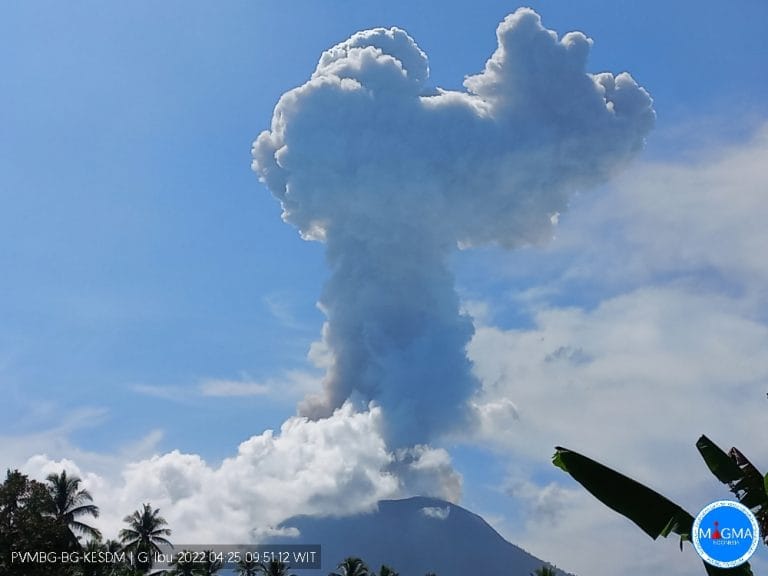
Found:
252,8 -> 654,446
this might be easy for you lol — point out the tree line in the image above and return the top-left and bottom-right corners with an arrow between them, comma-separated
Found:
0,468 -> 176,575
0,468 -> 557,576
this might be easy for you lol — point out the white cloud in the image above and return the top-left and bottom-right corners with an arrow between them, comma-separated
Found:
130,370 -> 322,400
615,126 -> 768,288
543,123 -> 768,302
500,474 -> 768,576
420,506 -> 450,520
504,478 -> 709,576
466,125 -> 768,576
0,407 -> 122,477
17,404 -> 462,546
469,126 -> 768,477
472,286 -> 768,468
388,445 -> 462,504
198,377 -> 270,397
504,478 -> 570,525
262,293 -> 315,332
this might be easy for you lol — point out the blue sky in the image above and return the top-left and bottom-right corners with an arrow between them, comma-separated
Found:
3,2 -> 768,576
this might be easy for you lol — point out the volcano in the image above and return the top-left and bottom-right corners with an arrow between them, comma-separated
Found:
266,496 -> 572,575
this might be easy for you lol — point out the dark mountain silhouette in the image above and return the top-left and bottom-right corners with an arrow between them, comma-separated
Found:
266,496 -> 571,576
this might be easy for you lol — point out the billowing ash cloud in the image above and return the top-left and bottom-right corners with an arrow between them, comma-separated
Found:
20,405 -> 462,543
252,8 -> 654,446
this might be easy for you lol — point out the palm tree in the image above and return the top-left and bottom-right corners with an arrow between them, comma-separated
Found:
330,557 -> 369,576
118,503 -> 172,574
45,470 -> 102,546
196,550 -> 223,576
531,566 -> 557,576
378,566 -> 398,576
101,539 -> 137,576
104,538 -> 124,553
78,538 -> 106,576
167,550 -> 197,576
257,559 -> 295,576
235,556 -> 260,576
73,537 -> 138,576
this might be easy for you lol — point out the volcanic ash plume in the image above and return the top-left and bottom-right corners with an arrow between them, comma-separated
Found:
252,8 -> 654,447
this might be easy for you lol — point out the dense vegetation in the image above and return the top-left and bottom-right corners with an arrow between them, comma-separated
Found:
0,469 -> 558,576
0,469 -> 173,575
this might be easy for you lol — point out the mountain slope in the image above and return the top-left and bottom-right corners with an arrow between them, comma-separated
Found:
269,496 -> 569,576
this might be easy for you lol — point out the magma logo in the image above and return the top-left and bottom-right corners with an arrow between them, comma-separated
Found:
692,500 -> 760,568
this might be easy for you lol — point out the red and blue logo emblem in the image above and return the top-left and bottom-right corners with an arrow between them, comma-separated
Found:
692,501 -> 760,568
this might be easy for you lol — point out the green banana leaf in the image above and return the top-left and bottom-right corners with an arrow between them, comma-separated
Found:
553,446 -> 754,576
553,446 -> 693,540
764,473 -> 768,499
696,435 -> 768,545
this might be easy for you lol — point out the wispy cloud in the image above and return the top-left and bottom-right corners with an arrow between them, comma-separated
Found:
131,370 -> 323,401
198,377 -> 270,397
421,506 -> 450,520
262,293 -> 312,331
130,384 -> 188,401
198,370 -> 322,398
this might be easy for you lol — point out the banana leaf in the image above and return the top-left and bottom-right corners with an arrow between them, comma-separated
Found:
696,435 -> 768,545
553,446 -> 693,540
553,446 -> 753,576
